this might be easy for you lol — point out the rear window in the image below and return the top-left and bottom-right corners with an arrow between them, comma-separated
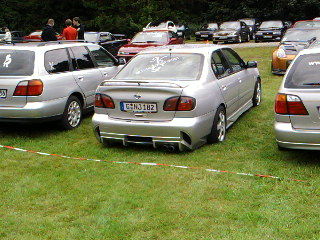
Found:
115,53 -> 203,81
0,49 -> 34,76
285,53 -> 320,88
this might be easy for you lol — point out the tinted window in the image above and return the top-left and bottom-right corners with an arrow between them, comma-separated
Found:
0,49 -> 34,76
70,46 -> 95,70
285,54 -> 320,88
221,49 -> 245,72
115,53 -> 203,81
88,46 -> 115,67
45,48 -> 70,74
211,51 -> 231,78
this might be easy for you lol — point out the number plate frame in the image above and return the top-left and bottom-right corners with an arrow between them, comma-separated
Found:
120,102 -> 158,113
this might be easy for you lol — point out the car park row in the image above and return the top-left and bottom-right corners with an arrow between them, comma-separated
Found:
1,19 -> 320,151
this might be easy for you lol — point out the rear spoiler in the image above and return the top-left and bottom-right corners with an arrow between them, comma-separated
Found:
101,80 -> 183,88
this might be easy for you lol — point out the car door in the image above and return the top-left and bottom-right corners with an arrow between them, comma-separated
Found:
69,46 -> 103,108
87,45 -> 120,80
221,48 -> 254,107
211,50 -> 239,117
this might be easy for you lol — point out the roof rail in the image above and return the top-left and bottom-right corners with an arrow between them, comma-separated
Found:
37,40 -> 89,47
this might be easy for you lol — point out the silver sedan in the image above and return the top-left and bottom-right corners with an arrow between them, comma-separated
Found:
92,44 -> 261,151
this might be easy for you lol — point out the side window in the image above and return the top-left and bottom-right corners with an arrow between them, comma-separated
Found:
211,50 -> 231,78
88,46 -> 115,67
45,48 -> 70,74
221,49 -> 245,73
100,34 -> 113,41
70,46 -> 95,70
168,32 -> 173,38
172,32 -> 179,38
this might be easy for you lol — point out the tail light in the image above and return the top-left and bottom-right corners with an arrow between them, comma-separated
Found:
164,97 -> 196,111
13,80 -> 43,96
275,94 -> 308,115
95,94 -> 115,109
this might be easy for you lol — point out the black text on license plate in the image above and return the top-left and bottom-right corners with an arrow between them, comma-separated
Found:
121,102 -> 157,113
0,89 -> 7,98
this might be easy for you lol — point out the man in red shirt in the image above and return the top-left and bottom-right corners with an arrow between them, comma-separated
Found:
62,19 -> 78,40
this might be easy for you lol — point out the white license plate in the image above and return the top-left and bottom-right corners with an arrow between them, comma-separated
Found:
121,102 -> 157,113
0,89 -> 7,98
201,35 -> 208,37
264,35 -> 272,38
219,36 -> 228,39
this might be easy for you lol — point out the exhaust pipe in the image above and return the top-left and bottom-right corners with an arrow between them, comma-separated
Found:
163,144 -> 176,152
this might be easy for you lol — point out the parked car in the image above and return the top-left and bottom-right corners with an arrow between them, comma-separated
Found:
195,23 -> 219,41
292,20 -> 320,29
176,24 -> 191,39
0,42 -> 124,129
274,47 -> 320,150
271,28 -> 320,75
144,21 -> 177,33
93,44 -> 261,151
0,31 -> 25,43
255,20 -> 287,42
212,21 -> 250,43
239,18 -> 259,39
117,30 -> 184,61
24,30 -> 63,42
84,32 -> 129,57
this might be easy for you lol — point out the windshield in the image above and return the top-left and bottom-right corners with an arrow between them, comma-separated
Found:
260,21 -> 283,29
84,33 -> 99,42
240,19 -> 254,25
282,30 -> 320,42
285,53 -> 320,88
115,53 -> 203,81
294,21 -> 320,29
132,32 -> 168,43
0,50 -> 34,76
207,23 -> 218,30
220,22 -> 240,30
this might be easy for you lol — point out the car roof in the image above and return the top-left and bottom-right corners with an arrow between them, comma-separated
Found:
0,41 -> 98,51
139,44 -> 225,55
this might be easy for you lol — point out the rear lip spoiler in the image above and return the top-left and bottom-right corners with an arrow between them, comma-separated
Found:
101,80 -> 183,88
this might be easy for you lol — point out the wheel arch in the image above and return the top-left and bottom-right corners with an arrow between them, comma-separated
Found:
69,92 -> 85,108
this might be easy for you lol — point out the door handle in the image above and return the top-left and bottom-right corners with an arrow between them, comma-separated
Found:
238,78 -> 242,83
103,72 -> 108,77
222,85 -> 227,91
77,76 -> 84,81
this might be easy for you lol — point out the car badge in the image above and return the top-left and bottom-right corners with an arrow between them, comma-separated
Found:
134,94 -> 141,100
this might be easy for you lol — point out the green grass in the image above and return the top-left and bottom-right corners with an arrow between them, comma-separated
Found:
1,47 -> 320,240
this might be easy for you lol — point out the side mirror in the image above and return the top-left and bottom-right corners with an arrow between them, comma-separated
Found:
247,61 -> 257,68
117,58 -> 126,65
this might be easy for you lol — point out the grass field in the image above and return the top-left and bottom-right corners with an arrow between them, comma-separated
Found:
1,47 -> 320,240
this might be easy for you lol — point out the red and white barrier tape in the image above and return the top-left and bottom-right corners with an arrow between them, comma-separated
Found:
0,144 -> 306,182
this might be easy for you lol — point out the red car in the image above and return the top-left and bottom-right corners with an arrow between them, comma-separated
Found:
117,30 -> 184,61
24,30 -> 63,42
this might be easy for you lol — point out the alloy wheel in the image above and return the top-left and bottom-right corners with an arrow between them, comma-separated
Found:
217,111 -> 226,142
67,101 -> 81,128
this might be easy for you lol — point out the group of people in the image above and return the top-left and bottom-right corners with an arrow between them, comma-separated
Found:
41,17 -> 84,41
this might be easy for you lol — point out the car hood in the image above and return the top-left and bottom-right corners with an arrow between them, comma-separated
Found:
214,30 -> 239,35
258,28 -> 282,31
281,41 -> 309,54
119,43 -> 165,53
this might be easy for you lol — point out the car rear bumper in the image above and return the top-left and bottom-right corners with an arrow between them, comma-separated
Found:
255,35 -> 281,41
272,55 -> 295,75
275,121 -> 320,150
0,98 -> 67,122
92,113 -> 213,151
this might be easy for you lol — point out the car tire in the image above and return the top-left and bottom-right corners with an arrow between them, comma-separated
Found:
207,106 -> 226,144
252,79 -> 262,107
60,96 -> 83,130
255,39 -> 259,43
213,41 -> 218,44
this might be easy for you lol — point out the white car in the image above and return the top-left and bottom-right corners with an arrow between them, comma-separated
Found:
92,44 -> 261,151
143,21 -> 177,33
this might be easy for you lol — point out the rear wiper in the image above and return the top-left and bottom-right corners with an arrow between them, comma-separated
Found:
303,82 -> 320,85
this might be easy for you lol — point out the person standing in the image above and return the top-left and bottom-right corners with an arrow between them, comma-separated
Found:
73,17 -> 85,40
1,27 -> 12,42
41,19 -> 57,41
62,19 -> 78,40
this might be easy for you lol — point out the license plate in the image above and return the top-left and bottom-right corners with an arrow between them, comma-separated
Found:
0,89 -> 7,98
219,36 -> 228,39
120,102 -> 157,113
201,35 -> 208,37
264,35 -> 272,38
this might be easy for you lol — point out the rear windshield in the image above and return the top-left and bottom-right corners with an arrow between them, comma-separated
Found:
115,53 -> 203,81
282,30 -> 320,42
285,53 -> 320,88
0,49 -> 35,76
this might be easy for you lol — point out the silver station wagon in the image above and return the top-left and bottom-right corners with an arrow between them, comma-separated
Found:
275,47 -> 320,150
93,44 -> 261,151
0,41 -> 124,129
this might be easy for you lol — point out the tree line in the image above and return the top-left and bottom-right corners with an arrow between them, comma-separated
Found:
1,0 -> 320,36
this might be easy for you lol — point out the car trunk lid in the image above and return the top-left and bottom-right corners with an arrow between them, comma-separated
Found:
0,76 -> 27,107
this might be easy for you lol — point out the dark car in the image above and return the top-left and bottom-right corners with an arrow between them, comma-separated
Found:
84,32 -> 129,57
239,18 -> 260,39
212,21 -> 250,43
176,24 -> 191,40
195,23 -> 219,41
255,20 -> 287,42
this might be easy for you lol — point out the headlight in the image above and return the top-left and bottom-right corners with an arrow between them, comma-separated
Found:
231,32 -> 238,35
276,49 -> 287,58
273,31 -> 281,35
195,32 -> 200,35
255,32 -> 262,35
